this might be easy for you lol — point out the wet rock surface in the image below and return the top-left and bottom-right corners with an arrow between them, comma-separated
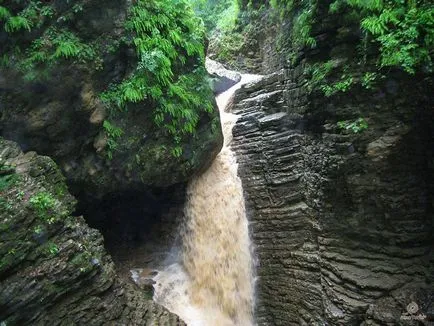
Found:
0,138 -> 185,325
206,58 -> 242,94
0,0 -> 223,199
230,70 -> 433,325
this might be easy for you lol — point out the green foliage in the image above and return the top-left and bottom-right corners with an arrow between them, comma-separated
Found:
292,6 -> 316,49
34,225 -> 44,235
0,163 -> 19,192
308,61 -> 357,96
337,118 -> 368,133
212,29 -> 244,63
270,0 -> 318,55
0,6 -> 11,20
361,71 -> 378,89
189,0 -> 239,33
18,28 -> 97,80
102,0 -> 213,157
30,191 -> 55,211
30,191 -> 56,223
270,0 -> 432,96
45,242 -> 59,256
4,15 -> 32,32
0,1 -> 56,32
0,197 -> 13,213
103,120 -> 124,160
330,0 -> 433,74
321,74 -> 354,97
0,174 -> 19,192
2,0 -> 213,159
206,0 -> 265,66
309,60 -> 336,84
1,2 -> 99,81
15,190 -> 24,201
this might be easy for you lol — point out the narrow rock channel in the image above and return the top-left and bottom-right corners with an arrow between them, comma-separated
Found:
152,68 -> 262,326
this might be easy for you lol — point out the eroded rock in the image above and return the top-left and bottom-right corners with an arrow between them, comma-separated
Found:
0,138 -> 185,325
0,0 -> 223,199
206,58 -> 242,94
230,72 -> 433,325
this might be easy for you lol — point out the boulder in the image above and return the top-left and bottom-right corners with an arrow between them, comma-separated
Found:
0,0 -> 223,199
206,58 -> 242,94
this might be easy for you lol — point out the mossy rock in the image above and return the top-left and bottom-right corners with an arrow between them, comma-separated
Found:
0,0 -> 223,198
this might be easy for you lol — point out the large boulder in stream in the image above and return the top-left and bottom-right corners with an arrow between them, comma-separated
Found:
206,58 -> 242,94
0,138 -> 185,325
0,0 -> 223,199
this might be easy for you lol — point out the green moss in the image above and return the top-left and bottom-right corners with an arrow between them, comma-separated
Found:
0,244 -> 28,272
0,223 -> 9,232
54,183 -> 68,199
30,191 -> 57,223
43,282 -> 65,295
0,173 -> 19,192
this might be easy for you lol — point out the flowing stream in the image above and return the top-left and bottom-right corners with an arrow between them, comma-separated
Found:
153,72 -> 262,326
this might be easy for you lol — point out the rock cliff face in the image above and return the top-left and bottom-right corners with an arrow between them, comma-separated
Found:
230,65 -> 433,324
221,2 -> 434,324
0,0 -> 223,199
0,138 -> 185,325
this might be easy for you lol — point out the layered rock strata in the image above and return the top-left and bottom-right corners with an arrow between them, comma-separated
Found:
230,71 -> 433,325
0,138 -> 185,325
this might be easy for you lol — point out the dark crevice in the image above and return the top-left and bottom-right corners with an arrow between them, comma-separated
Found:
74,184 -> 186,280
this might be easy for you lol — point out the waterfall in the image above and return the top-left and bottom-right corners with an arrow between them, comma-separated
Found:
153,71 -> 262,326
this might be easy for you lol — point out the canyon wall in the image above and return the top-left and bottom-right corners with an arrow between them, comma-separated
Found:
230,49 -> 433,326
0,138 -> 186,325
226,3 -> 433,324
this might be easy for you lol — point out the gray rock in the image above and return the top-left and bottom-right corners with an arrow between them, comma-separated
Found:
206,58 -> 242,94
0,138 -> 185,325
230,68 -> 433,325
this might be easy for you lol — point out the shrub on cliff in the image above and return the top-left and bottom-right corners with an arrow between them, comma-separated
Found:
0,0 -> 214,157
269,0 -> 433,94
0,0 -> 223,194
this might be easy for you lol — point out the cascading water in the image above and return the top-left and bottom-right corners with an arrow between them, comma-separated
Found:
153,69 -> 262,326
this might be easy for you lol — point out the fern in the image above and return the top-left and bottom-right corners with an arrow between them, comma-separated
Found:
5,16 -> 32,32
331,0 -> 434,74
361,16 -> 387,35
103,120 -> 124,160
54,40 -> 81,58
0,6 -> 10,20
101,0 -> 212,157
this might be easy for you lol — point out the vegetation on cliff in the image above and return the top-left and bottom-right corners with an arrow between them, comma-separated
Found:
261,0 -> 433,93
0,0 -> 215,158
0,138 -> 186,325
196,0 -> 432,95
271,0 -> 433,93
100,0 -> 213,157
0,0 -> 223,194
189,0 -> 250,64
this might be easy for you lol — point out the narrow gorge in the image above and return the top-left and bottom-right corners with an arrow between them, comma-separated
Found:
1,0 -> 433,325
153,71 -> 261,326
